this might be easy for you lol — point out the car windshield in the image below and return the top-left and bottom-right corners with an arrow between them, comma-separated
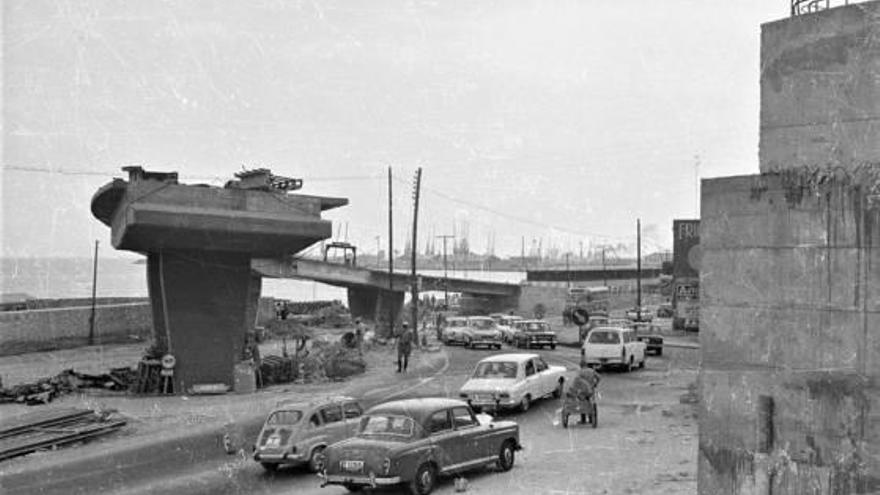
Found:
524,322 -> 548,332
266,410 -> 303,425
588,330 -> 621,344
358,414 -> 415,438
472,361 -> 518,379
469,319 -> 494,329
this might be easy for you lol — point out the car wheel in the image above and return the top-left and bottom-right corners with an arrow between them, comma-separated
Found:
464,339 -> 472,349
627,356 -> 635,372
260,462 -> 278,472
656,348 -> 663,356
409,463 -> 437,495
497,440 -> 516,472
639,357 -> 646,369
561,412 -> 569,428
550,344 -> 557,350
495,344 -> 502,350
308,446 -> 326,473
591,403 -> 599,429
519,395 -> 531,412
344,483 -> 363,493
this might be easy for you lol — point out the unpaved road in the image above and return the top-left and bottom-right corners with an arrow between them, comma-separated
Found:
105,341 -> 699,495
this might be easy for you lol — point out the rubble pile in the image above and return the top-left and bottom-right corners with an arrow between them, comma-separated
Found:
0,368 -> 136,406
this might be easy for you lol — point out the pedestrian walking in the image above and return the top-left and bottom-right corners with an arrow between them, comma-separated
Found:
396,322 -> 413,373
354,317 -> 365,356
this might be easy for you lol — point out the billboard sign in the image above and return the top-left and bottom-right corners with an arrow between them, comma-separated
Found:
673,219 -> 700,279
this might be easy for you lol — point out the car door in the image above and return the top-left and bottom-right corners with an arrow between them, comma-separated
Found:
426,409 -> 458,472
450,406 -> 492,462
523,358 -> 539,398
533,356 -> 552,397
319,403 -> 346,443
341,401 -> 363,437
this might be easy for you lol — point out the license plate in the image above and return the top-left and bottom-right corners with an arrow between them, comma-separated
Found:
340,460 -> 364,473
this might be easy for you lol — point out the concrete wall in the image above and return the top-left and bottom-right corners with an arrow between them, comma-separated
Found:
699,173 -> 879,494
0,303 -> 153,355
760,2 -> 880,172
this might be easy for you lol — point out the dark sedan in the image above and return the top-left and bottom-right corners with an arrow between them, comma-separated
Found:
319,397 -> 521,495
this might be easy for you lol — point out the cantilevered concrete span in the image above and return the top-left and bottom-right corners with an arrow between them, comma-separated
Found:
91,167 -> 346,393
252,257 -> 521,324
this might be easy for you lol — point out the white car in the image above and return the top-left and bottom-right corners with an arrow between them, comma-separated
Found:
581,327 -> 646,371
496,315 -> 523,343
459,353 -> 567,412
441,316 -> 470,345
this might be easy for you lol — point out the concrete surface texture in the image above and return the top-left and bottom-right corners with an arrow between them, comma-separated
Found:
0,303 -> 152,356
90,167 -> 348,392
759,1 -> 880,172
699,173 -> 879,494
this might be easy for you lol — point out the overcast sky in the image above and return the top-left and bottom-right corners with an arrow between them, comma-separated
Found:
1,1 -> 789,259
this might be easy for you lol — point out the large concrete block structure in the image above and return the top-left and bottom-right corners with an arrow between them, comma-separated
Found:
699,2 -> 880,493
92,167 -> 346,393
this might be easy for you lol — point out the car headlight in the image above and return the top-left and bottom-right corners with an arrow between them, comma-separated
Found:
382,457 -> 391,475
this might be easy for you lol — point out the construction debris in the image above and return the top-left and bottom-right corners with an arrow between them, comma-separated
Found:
0,407 -> 126,461
0,368 -> 137,406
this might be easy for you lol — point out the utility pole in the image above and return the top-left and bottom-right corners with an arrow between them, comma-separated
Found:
602,247 -> 607,287
437,234 -> 455,308
637,219 -> 642,321
387,167 -> 394,337
410,168 -> 422,345
88,240 -> 99,345
521,236 -> 526,271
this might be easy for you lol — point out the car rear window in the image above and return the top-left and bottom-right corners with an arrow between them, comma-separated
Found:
448,319 -> 467,327
525,323 -> 548,332
266,410 -> 303,425
359,415 -> 415,438
588,330 -> 621,344
473,361 -> 518,379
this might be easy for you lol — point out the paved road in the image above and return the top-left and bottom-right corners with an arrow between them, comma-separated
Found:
108,343 -> 698,495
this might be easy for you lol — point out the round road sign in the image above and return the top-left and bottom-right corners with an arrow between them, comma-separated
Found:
572,308 -> 590,326
161,354 -> 176,369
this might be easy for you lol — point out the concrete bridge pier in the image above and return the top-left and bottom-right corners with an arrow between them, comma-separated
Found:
147,250 -> 262,393
347,287 -> 403,336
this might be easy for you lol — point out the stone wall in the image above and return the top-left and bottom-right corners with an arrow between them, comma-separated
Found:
699,173 -> 879,494
0,303 -> 153,355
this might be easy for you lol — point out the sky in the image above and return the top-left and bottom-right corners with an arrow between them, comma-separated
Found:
1,0 -> 790,260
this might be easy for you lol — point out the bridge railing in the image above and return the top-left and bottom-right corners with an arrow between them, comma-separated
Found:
790,0 -> 860,16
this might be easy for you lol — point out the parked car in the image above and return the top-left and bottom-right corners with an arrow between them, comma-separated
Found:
625,306 -> 654,322
656,303 -> 674,318
253,395 -> 363,472
512,320 -> 558,350
459,353 -> 567,412
463,316 -> 503,349
581,327 -> 646,371
319,398 -> 521,495
630,322 -> 664,356
496,315 -> 523,343
441,317 -> 470,345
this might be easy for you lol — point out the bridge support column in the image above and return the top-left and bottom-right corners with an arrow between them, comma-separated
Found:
347,288 -> 404,338
147,250 -> 261,393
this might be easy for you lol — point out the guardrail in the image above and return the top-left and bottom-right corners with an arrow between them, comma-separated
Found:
791,0 -> 859,16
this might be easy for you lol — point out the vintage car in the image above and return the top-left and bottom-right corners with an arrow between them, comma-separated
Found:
440,317 -> 470,345
319,397 -> 521,495
625,306 -> 654,322
581,327 -> 646,371
462,316 -> 503,349
512,320 -> 558,350
630,322 -> 665,356
496,315 -> 523,343
253,395 -> 363,472
459,353 -> 567,412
